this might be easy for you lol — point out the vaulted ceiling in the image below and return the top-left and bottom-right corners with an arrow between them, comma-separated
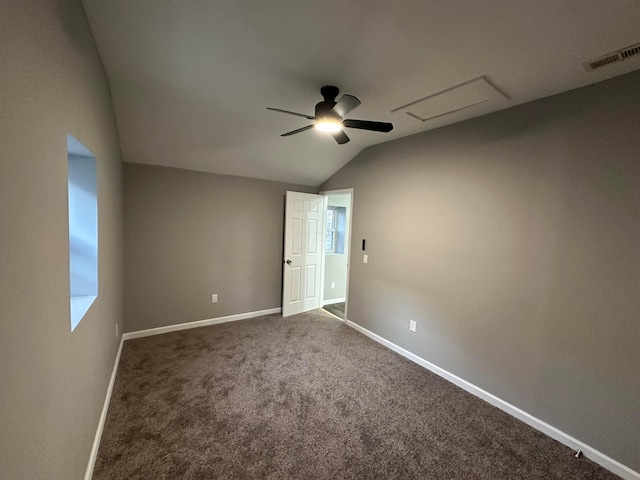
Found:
82,0 -> 640,186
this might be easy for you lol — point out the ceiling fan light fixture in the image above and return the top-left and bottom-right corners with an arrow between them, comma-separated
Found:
268,86 -> 393,144
315,118 -> 342,133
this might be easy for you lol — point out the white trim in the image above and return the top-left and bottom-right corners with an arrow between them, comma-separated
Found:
122,308 -> 282,341
84,335 -> 124,480
318,195 -> 329,315
320,188 -> 354,321
322,297 -> 346,306
345,319 -> 640,480
320,188 -> 354,196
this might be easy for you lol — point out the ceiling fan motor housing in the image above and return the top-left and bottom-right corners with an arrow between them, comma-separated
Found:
317,85 -> 340,119
320,85 -> 340,102
315,101 -> 338,120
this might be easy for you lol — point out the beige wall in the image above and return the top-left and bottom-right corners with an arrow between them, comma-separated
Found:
123,163 -> 317,332
0,0 -> 123,478
321,71 -> 640,472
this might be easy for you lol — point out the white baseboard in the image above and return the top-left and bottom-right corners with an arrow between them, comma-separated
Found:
84,335 -> 124,480
345,319 -> 639,480
322,297 -> 346,306
122,307 -> 282,341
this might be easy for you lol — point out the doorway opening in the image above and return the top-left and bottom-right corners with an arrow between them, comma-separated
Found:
281,189 -> 353,319
321,189 -> 353,320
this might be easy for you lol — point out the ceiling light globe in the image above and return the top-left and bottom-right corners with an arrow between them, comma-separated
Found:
315,119 -> 342,133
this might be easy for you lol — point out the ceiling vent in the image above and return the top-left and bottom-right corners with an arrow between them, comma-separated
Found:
583,43 -> 640,72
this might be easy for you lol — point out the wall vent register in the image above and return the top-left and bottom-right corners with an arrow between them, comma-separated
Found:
583,42 -> 640,71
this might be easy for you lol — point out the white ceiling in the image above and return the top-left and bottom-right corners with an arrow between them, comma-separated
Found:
82,0 -> 640,186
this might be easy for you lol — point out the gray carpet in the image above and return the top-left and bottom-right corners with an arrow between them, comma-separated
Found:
94,311 -> 618,479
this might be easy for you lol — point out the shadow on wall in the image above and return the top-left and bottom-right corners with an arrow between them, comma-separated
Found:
53,0 -> 95,50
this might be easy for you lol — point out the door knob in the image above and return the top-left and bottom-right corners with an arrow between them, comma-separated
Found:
286,259 -> 292,265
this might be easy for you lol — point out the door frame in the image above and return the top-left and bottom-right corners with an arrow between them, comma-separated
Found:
319,188 -> 354,320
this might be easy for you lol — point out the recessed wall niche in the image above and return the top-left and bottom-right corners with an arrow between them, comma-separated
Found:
67,134 -> 98,331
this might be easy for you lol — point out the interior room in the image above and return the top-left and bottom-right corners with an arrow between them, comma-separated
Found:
1,1 -> 639,479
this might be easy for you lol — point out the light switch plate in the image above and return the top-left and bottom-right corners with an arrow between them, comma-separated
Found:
409,320 -> 417,332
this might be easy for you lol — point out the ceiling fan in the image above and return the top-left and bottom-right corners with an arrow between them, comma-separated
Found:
267,86 -> 393,145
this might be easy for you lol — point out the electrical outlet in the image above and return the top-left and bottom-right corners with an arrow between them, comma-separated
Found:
211,294 -> 218,303
331,282 -> 336,289
409,320 -> 417,333
363,254 -> 368,264
115,323 -> 118,338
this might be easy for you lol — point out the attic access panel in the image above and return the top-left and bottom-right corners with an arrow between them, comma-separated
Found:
392,77 -> 509,122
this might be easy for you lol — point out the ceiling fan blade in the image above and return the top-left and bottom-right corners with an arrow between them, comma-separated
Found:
332,94 -> 361,118
331,129 -> 350,145
343,119 -> 393,132
281,125 -> 314,137
267,107 -> 315,120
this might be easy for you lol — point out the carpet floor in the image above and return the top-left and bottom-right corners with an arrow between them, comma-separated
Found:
94,311 -> 618,479
323,302 -> 345,319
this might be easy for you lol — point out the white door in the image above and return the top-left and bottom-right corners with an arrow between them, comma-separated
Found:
282,191 -> 326,317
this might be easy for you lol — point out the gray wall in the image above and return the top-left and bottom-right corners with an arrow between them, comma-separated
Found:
321,71 -> 640,472
0,1 -> 123,479
123,163 -> 317,332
